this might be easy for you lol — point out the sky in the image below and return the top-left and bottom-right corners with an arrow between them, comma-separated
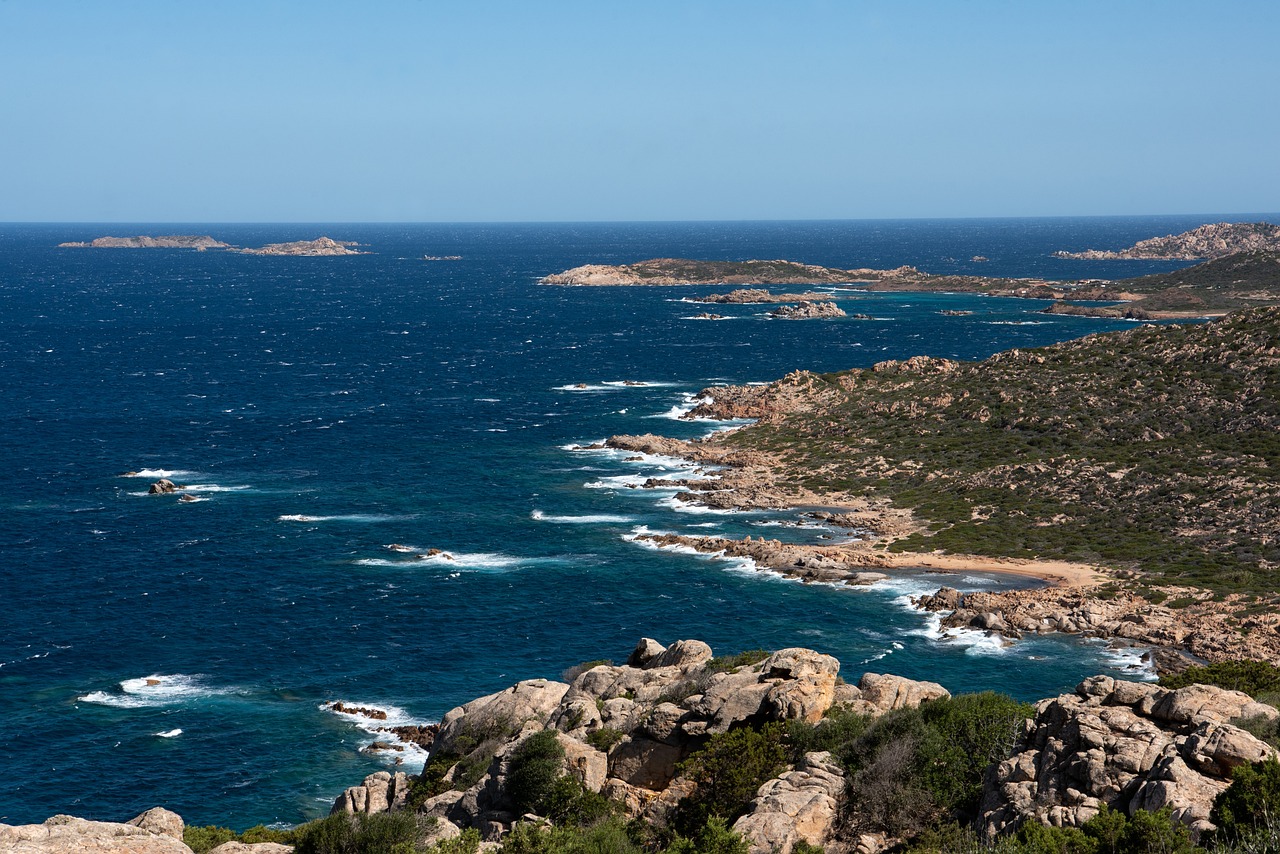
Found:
1,0 -> 1277,222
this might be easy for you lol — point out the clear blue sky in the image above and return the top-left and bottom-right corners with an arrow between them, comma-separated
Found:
2,0 -> 1277,222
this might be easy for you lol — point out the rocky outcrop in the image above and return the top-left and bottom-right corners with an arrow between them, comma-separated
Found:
237,237 -> 365,257
693,289 -> 831,304
207,843 -> 292,854
0,810 -> 193,853
1054,222 -> 1280,260
768,301 -> 847,319
332,770 -> 411,815
333,640 -> 949,841
148,479 -> 179,494
58,235 -> 231,250
979,676 -> 1278,841
732,751 -> 845,854
916,586 -> 1280,670
635,533 -> 890,587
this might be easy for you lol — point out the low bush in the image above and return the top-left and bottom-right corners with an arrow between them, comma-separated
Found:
1159,661 -> 1280,697
508,730 -> 568,817
1209,758 -> 1280,845
184,824 -> 295,853
669,724 -> 786,837
292,811 -> 426,854
705,650 -> 770,674
586,727 -> 625,753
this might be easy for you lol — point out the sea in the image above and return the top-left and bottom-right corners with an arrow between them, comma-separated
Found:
0,215 -> 1268,828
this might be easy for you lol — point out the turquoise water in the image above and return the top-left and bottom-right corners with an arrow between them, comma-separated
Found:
0,217 -> 1255,827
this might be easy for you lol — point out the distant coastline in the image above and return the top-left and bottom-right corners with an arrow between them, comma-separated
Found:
58,234 -> 367,256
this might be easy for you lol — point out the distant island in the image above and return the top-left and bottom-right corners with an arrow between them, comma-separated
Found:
1054,221 -> 1280,260
234,237 -> 367,256
58,235 -> 367,256
57,235 -> 232,250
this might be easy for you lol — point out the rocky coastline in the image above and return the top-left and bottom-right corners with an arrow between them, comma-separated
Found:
1053,222 -> 1280,260
57,235 -> 366,256
8,638 -> 1279,852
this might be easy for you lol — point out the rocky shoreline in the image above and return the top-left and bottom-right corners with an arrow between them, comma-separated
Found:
57,235 -> 366,256
1053,221 -> 1280,260
7,638 -> 1278,852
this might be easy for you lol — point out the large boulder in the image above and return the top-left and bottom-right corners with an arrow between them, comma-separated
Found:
433,679 -> 570,755
732,751 -> 845,854
331,770 -> 410,815
979,677 -> 1278,841
842,673 -> 950,715
0,811 -> 194,853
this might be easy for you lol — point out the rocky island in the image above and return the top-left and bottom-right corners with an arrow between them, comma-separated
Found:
768,301 -> 847,319
234,237 -> 367,256
58,235 -> 232,250
690,288 -> 836,304
1054,221 -> 1280,260
540,259 -> 864,286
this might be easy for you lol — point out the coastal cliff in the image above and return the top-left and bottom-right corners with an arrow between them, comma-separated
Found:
1054,222 -> 1280,260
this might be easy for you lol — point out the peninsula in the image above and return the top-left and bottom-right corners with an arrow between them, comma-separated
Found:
601,307 -> 1280,667
1054,221 -> 1280,260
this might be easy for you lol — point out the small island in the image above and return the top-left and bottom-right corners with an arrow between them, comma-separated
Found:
58,235 -> 232,250
234,236 -> 367,256
768,300 -> 847,319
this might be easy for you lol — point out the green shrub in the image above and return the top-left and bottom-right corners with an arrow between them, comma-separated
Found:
184,824 -> 294,854
670,724 -> 786,837
410,752 -> 463,807
501,817 -> 642,854
429,827 -> 481,854
507,730 -> 568,817
1210,758 -> 1280,844
542,776 -> 616,827
664,816 -> 749,854
786,704 -> 870,759
586,727 -> 625,753
292,811 -> 426,854
1159,661 -> 1280,697
183,826 -> 236,854
705,650 -> 770,674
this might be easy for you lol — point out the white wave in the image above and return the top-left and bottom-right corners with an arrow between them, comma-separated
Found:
681,315 -> 739,321
121,469 -> 196,479
986,320 -> 1048,326
531,510 -> 635,524
182,484 -> 251,493
79,674 -> 233,708
155,729 -> 183,738
601,380 -> 678,388
358,551 -> 545,570
648,395 -> 708,420
656,495 -> 756,515
277,514 -> 407,523
585,472 -> 689,492
1097,642 -> 1158,681
321,700 -> 434,771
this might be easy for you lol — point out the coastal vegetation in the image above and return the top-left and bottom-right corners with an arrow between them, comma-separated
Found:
710,308 -> 1280,595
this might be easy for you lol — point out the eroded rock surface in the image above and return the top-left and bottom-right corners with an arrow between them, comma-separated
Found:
979,676 -> 1278,841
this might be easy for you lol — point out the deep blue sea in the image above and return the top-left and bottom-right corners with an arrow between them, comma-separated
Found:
1,216 -> 1270,828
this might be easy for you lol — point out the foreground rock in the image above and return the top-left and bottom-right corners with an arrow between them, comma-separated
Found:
333,639 -> 948,849
58,235 -> 231,250
0,808 -> 192,853
768,301 -> 847,319
236,237 -> 366,256
1054,221 -> 1280,260
980,676 -> 1278,841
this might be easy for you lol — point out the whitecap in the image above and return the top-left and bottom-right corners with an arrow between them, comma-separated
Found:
155,729 -> 183,738
121,469 -> 196,479
531,510 -> 635,524
321,701 -> 434,771
357,552 -> 550,571
277,514 -> 408,523
79,674 -> 232,709
181,484 -> 251,493
655,495 -> 758,515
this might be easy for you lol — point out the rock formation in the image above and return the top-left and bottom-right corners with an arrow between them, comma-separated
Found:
694,289 -> 832,304
979,676 -> 1278,841
332,639 -> 949,851
148,479 -> 179,494
1054,222 -> 1280,260
539,259 -> 860,286
0,808 -> 191,853
768,301 -> 847,319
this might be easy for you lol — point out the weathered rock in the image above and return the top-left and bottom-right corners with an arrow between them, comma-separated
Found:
979,678 -> 1278,841
627,638 -> 667,667
331,771 -> 409,815
434,679 -> 570,755
768,301 -> 847,319
732,752 -> 845,854
148,479 -> 178,494
126,808 -> 184,841
207,843 -> 293,854
0,813 -> 194,853
851,673 -> 950,714
648,640 -> 713,671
